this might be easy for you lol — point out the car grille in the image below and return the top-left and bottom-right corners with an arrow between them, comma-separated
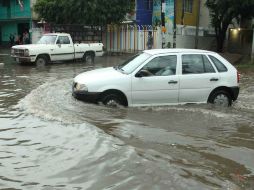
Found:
13,49 -> 25,57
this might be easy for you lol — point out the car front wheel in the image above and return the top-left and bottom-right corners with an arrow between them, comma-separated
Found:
102,94 -> 123,107
209,90 -> 232,107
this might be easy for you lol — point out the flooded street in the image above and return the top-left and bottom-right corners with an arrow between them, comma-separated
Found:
0,49 -> 254,190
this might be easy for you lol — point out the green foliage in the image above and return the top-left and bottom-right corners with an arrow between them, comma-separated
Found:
205,0 -> 254,52
34,0 -> 134,25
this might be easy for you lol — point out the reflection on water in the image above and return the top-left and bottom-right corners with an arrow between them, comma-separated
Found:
0,50 -> 254,189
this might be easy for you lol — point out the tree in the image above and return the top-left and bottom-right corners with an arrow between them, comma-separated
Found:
206,0 -> 254,52
34,0 -> 134,25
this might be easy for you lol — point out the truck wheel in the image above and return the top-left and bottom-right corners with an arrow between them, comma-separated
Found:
36,55 -> 48,66
83,52 -> 95,64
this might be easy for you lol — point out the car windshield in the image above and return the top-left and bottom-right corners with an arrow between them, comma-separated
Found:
115,53 -> 151,74
37,35 -> 57,44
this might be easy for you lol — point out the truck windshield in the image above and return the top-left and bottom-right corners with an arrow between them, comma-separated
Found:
115,53 -> 151,74
37,35 -> 57,44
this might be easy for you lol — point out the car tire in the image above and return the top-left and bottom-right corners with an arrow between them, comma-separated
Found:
36,55 -> 48,66
83,52 -> 95,64
102,94 -> 124,107
209,90 -> 232,107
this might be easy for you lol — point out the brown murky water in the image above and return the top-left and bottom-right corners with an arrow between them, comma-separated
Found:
0,49 -> 254,190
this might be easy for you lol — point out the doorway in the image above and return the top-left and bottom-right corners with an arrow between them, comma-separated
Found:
17,23 -> 30,43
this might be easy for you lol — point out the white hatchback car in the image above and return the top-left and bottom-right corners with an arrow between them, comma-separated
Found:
73,49 -> 240,107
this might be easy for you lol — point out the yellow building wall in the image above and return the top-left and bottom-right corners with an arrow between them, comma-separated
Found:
176,0 -> 199,26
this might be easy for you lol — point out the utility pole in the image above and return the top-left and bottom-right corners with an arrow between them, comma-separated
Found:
161,0 -> 166,48
194,0 -> 201,49
173,0 -> 176,48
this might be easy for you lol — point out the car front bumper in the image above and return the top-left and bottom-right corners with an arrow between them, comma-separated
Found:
72,91 -> 100,103
72,83 -> 100,103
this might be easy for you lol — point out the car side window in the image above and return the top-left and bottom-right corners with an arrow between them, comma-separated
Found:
203,55 -> 216,73
140,55 -> 177,77
208,55 -> 228,72
182,54 -> 215,74
56,36 -> 70,44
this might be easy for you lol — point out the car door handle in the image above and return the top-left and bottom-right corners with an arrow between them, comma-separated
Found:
168,80 -> 178,84
210,78 -> 219,81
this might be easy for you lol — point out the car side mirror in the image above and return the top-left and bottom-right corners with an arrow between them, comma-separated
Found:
135,70 -> 149,78
58,44 -> 61,48
135,72 -> 143,78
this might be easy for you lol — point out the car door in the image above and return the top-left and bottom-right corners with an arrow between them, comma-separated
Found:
131,54 -> 179,105
179,53 -> 220,103
52,36 -> 74,61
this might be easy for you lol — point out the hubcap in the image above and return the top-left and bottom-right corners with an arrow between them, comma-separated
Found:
37,58 -> 45,66
106,99 -> 119,107
213,94 -> 229,107
86,55 -> 92,62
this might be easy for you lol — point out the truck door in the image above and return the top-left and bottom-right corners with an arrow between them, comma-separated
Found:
53,36 -> 74,61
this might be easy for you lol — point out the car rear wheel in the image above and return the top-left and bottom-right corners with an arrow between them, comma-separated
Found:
36,55 -> 48,66
209,90 -> 232,107
102,94 -> 124,107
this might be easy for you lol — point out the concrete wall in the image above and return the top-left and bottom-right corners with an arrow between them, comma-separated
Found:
164,33 -> 216,50
199,0 -> 212,29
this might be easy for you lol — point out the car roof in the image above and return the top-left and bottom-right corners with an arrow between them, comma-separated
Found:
143,48 -> 216,55
44,33 -> 70,36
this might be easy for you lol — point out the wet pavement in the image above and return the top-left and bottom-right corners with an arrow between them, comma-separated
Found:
0,49 -> 254,190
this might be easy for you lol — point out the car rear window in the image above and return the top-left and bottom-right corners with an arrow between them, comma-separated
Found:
208,55 -> 228,72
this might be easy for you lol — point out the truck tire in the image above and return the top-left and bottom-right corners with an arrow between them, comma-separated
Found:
83,52 -> 95,64
36,55 -> 48,66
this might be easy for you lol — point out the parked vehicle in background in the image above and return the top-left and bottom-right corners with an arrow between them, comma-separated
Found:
11,33 -> 104,66
73,49 -> 240,107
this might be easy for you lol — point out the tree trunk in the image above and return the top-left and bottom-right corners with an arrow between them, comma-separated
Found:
216,34 -> 225,52
215,25 -> 227,53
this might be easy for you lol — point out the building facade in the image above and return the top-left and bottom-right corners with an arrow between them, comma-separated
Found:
0,0 -> 37,45
135,0 -> 153,25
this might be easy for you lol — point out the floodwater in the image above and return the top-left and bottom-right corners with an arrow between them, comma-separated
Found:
0,49 -> 254,190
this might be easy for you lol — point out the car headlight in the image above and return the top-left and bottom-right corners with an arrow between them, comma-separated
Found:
24,49 -> 29,56
75,83 -> 88,92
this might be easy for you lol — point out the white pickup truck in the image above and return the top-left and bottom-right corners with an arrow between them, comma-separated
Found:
11,33 -> 104,65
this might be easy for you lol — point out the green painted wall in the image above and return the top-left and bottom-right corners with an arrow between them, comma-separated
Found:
0,0 -> 32,44
1,23 -> 17,43
0,0 -> 31,19
10,0 -> 31,18
0,4 -> 8,19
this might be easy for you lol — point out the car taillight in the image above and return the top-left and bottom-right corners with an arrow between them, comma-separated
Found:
237,71 -> 240,83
